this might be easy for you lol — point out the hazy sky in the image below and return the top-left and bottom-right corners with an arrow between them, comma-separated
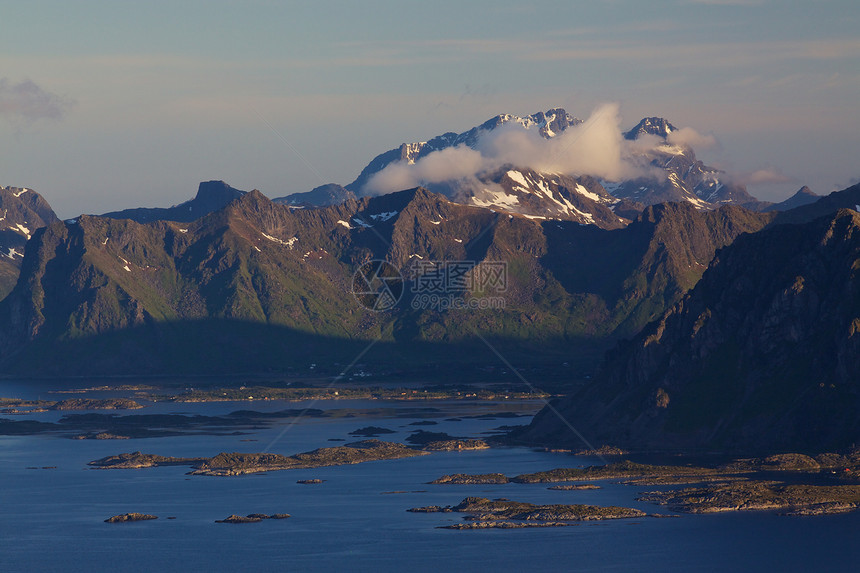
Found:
1,0 -> 858,217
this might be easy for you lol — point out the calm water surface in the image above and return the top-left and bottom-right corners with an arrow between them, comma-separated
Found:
1,382 -> 858,572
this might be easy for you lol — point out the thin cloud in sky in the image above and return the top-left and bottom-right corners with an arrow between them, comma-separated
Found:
734,168 -> 795,186
0,78 -> 73,124
328,36 -> 860,72
682,0 -> 766,5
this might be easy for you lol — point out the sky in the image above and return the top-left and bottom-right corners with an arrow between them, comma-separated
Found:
1,0 -> 858,218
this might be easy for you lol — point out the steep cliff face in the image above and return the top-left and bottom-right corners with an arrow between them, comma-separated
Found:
520,209 -> 860,453
0,186 -> 58,298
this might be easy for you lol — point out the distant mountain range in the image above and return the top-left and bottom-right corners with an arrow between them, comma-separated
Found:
273,184 -> 356,208
101,180 -> 246,223
334,110 -> 820,223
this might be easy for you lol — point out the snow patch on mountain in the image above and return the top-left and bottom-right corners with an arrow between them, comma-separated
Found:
369,211 -> 398,222
471,187 -> 521,209
574,184 -> 602,203
262,232 -> 298,248
11,223 -> 31,240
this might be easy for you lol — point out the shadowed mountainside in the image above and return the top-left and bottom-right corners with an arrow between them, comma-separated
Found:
0,188 -> 771,377
519,207 -> 860,453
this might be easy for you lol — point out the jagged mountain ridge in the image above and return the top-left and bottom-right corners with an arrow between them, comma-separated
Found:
346,108 -> 581,194
0,185 -> 58,298
76,111 -> 798,230
337,109 -> 773,225
613,117 -> 764,209
519,201 -> 860,453
0,188 -> 771,376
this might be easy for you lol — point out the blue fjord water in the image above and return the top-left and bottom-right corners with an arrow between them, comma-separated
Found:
1,386 -> 859,572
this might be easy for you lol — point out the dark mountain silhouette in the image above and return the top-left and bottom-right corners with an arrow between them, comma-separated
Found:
273,183 -> 356,207
101,180 -> 246,223
519,204 -> 860,453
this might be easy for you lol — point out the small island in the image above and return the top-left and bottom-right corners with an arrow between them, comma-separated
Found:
409,496 -> 646,528
1,397 -> 143,415
548,484 -> 601,491
430,473 -> 510,485
638,481 -> 860,515
215,513 -> 290,523
105,513 -> 158,523
419,451 -> 860,517
89,440 -> 427,476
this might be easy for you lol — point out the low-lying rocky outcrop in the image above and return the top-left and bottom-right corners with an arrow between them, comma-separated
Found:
90,440 -> 426,476
639,481 -> 860,515
511,460 -> 718,484
50,398 -> 143,411
410,496 -> 646,526
105,513 -> 158,523
441,521 -> 578,529
215,513 -> 290,523
547,484 -> 601,491
89,452 -> 205,469
430,473 -> 509,485
422,439 -> 490,452
720,451 -> 860,473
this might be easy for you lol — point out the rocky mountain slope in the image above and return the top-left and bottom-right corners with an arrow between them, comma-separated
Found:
448,168 -> 640,229
519,204 -> 860,453
0,188 -> 770,376
613,117 -> 765,209
0,185 -> 58,298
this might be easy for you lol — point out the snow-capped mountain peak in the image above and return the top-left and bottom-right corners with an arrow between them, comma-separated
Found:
624,117 -> 678,140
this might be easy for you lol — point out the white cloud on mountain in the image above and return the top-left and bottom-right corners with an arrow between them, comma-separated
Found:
363,103 -> 668,195
667,127 -> 718,149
